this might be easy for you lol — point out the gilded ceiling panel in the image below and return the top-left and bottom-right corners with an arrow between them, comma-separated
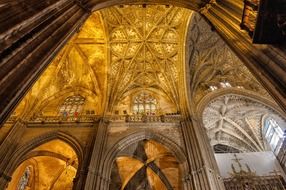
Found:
100,5 -> 192,111
13,12 -> 107,118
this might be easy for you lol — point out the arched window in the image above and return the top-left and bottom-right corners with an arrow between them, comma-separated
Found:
17,166 -> 31,190
263,118 -> 284,153
59,95 -> 85,116
133,93 -> 157,115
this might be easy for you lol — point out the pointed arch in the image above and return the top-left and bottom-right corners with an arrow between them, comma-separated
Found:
4,131 -> 83,177
100,131 -> 189,190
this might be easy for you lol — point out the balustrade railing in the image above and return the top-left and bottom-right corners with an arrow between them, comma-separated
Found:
28,115 -> 101,123
6,114 -> 182,124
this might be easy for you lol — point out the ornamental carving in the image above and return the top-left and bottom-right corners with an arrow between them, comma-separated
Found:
186,13 -> 271,104
202,94 -> 286,152
101,5 -> 191,110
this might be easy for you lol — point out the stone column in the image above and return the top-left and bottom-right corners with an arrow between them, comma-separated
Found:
73,125 -> 98,190
84,119 -> 109,190
277,138 -> 286,173
0,120 -> 26,189
0,0 -> 90,125
181,117 -> 225,190
201,0 -> 286,113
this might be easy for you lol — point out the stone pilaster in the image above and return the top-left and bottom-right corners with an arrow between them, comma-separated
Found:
0,120 -> 26,189
181,119 -> 225,190
84,119 -> 109,190
277,138 -> 286,173
73,125 -> 98,190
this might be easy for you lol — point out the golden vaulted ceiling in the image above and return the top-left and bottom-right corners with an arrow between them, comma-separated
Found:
101,5 -> 191,111
12,5 -> 192,118
10,4 -> 272,119
2,0 -> 273,125
13,11 -> 107,118
4,3 -> 285,190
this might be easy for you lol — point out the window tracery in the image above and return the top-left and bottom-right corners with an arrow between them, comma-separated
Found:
59,95 -> 85,116
133,93 -> 157,115
209,85 -> 218,91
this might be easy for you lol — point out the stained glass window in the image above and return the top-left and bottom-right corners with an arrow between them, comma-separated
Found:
17,166 -> 31,190
133,93 -> 157,115
59,95 -> 85,116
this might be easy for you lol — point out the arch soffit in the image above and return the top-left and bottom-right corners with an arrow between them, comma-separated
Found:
102,131 -> 188,178
19,150 -> 79,169
6,131 -> 83,175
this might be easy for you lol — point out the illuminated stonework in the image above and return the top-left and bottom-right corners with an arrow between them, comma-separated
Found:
101,5 -> 192,110
202,94 -> 286,152
186,13 -> 271,104
13,12 -> 107,118
110,140 -> 181,190
6,140 -> 78,190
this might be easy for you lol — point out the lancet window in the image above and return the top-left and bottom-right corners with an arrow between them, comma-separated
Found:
59,95 -> 85,116
133,93 -> 157,115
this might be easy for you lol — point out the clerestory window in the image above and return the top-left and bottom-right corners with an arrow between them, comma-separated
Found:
133,93 -> 157,115
59,95 -> 85,116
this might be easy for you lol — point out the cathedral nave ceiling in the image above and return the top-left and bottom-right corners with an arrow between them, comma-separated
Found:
3,3 -> 286,190
13,5 -> 193,118
101,5 -> 192,113
9,4 -> 281,126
